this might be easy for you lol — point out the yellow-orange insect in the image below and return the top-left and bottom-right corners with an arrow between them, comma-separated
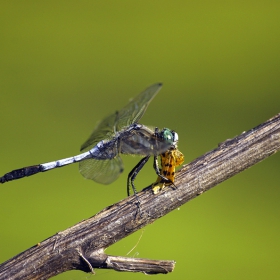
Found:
152,146 -> 184,194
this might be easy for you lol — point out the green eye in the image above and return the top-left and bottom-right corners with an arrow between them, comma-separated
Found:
162,128 -> 177,144
163,130 -> 172,141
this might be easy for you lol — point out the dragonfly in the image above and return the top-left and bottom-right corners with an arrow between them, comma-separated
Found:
152,145 -> 184,194
0,83 -> 179,196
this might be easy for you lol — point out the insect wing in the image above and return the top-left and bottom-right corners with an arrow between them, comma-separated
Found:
80,83 -> 162,152
79,155 -> 123,185
80,112 -> 118,152
174,149 -> 184,166
116,83 -> 162,131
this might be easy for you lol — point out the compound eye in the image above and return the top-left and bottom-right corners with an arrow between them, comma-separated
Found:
163,129 -> 174,144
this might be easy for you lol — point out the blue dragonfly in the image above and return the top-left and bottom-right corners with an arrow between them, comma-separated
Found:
0,83 -> 179,196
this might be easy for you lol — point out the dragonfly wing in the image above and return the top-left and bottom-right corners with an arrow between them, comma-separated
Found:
81,83 -> 162,152
80,112 -> 118,152
79,156 -> 123,185
116,83 -> 162,130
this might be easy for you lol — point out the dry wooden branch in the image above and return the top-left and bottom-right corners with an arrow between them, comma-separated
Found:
0,113 -> 279,280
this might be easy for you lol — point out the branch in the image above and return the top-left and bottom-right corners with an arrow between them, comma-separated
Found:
0,113 -> 279,280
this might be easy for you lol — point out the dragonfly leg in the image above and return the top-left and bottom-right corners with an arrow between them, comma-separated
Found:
127,156 -> 151,197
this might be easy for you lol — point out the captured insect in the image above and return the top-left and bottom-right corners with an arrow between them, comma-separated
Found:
152,146 -> 184,194
0,83 -> 180,197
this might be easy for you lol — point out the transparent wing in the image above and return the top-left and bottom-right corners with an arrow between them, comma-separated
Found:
80,111 -> 118,152
116,83 -> 162,131
80,83 -> 162,152
79,156 -> 123,185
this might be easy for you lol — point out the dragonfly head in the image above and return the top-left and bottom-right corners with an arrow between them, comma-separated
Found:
161,128 -> 178,146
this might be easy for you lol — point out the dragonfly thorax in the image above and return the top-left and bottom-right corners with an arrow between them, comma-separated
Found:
116,126 -> 179,157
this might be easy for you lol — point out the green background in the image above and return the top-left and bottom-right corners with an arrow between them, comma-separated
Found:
1,1 -> 279,279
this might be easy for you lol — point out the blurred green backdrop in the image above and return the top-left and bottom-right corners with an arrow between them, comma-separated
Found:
0,1 -> 279,279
